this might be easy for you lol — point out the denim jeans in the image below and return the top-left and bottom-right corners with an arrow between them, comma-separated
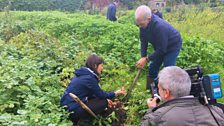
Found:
148,49 -> 181,79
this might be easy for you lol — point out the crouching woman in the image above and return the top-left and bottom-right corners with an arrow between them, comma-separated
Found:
60,54 -> 126,125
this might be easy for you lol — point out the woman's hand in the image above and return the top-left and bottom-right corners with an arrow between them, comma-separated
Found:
107,99 -> 114,108
115,87 -> 126,96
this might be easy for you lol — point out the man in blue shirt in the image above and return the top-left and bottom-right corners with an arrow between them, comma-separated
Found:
135,5 -> 182,92
107,0 -> 118,21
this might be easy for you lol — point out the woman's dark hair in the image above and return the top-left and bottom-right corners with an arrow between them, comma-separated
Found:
85,54 -> 104,75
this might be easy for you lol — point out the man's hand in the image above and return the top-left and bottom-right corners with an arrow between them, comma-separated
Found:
147,97 -> 158,108
136,57 -> 148,69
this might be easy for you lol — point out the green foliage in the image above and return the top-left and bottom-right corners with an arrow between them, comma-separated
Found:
0,41 -> 71,125
0,30 -> 89,125
41,13 -> 141,69
0,11 -> 30,41
0,0 -> 151,12
0,0 -> 84,12
120,0 -> 153,9
117,10 -> 135,24
0,9 -> 223,125
177,35 -> 224,75
165,6 -> 224,43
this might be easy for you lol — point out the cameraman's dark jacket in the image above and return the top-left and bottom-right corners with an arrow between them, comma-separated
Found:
140,97 -> 224,126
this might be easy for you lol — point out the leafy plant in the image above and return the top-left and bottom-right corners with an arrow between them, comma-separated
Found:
0,9 -> 223,125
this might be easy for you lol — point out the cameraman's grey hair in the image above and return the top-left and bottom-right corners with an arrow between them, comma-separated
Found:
135,5 -> 152,20
158,66 -> 191,98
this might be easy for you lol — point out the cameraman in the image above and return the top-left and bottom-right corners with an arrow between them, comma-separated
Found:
140,66 -> 224,126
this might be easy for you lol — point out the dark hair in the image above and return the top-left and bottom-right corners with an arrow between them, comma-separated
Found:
113,0 -> 118,3
85,54 -> 104,75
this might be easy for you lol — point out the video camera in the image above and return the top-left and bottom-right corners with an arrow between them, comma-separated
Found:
185,66 -> 223,105
150,66 -> 223,105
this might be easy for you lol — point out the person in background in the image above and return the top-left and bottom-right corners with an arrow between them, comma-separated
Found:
107,0 -> 118,21
140,66 -> 224,126
135,5 -> 182,93
60,54 -> 126,125
152,8 -> 163,19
